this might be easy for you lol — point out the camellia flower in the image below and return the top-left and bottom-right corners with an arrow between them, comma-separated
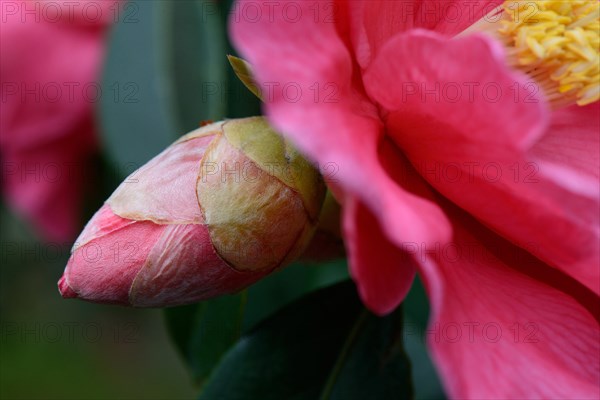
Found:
0,0 -> 118,241
58,118 -> 325,306
230,0 -> 599,398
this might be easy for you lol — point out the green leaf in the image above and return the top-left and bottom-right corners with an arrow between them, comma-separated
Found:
100,0 -> 226,176
403,277 -> 446,400
170,0 -> 228,130
403,276 -> 430,333
243,260 -> 348,330
198,281 -> 413,400
164,293 -> 246,384
227,55 -> 263,101
404,316 -> 446,400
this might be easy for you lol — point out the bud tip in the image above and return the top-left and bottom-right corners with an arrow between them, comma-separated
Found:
58,275 -> 78,299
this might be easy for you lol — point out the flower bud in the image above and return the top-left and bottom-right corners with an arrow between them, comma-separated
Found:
58,117 -> 326,307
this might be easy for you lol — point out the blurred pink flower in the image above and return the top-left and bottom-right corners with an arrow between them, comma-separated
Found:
231,0 -> 599,398
0,0 -> 118,241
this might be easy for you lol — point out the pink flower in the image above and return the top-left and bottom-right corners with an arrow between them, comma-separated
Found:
0,0 -> 117,241
230,1 -> 600,398
59,118 -> 325,306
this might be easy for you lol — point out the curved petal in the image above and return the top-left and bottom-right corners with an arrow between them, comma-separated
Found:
420,205 -> 600,399
230,0 -> 451,247
343,195 -> 416,316
129,223 -> 270,307
364,30 -> 599,295
364,30 -> 548,149
61,205 -> 164,304
107,133 -> 217,224
342,0 -> 503,69
531,103 -> 600,181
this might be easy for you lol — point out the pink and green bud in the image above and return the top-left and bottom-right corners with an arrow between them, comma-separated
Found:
58,117 -> 326,306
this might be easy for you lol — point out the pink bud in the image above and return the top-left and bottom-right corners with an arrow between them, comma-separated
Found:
59,118 -> 325,306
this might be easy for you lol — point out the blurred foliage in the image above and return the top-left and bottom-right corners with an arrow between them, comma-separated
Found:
0,206 -> 196,400
100,0 -> 261,178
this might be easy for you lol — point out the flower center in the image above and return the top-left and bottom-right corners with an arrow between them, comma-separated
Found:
467,1 -> 599,107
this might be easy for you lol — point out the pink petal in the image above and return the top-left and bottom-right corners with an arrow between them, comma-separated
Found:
60,205 -> 164,305
364,30 -> 599,295
107,134 -> 217,224
230,0 -> 451,248
420,205 -> 600,399
531,103 -> 600,181
364,30 -> 548,149
129,223 -> 271,307
343,195 -> 416,316
342,0 -> 503,69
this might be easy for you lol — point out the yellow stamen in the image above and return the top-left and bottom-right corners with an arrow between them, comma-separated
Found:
499,1 -> 599,107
